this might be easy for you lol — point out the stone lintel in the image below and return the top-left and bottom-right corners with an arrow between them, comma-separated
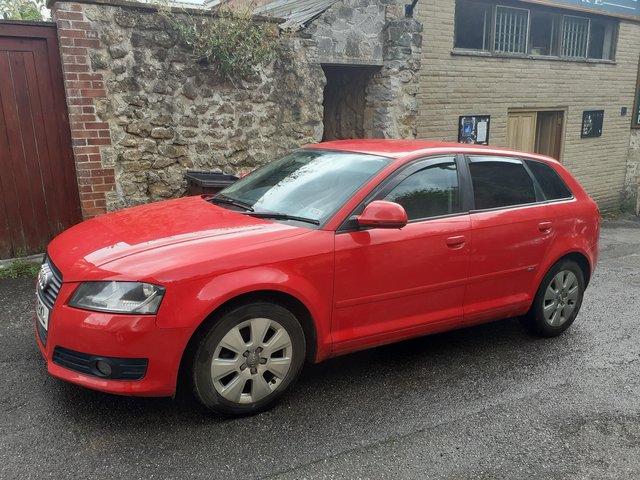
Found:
317,59 -> 384,68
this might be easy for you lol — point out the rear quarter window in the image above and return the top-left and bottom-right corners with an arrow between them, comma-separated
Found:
524,160 -> 573,200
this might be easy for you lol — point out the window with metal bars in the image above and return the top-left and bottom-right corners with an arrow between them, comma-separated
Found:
494,6 -> 529,54
453,0 -> 617,61
561,16 -> 589,58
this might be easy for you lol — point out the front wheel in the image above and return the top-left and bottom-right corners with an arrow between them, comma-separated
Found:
522,260 -> 585,337
192,302 -> 306,417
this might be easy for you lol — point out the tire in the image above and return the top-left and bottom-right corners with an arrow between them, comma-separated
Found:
192,302 -> 306,417
521,260 -> 585,337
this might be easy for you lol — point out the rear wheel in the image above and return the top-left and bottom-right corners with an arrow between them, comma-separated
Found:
522,260 -> 585,337
192,302 -> 306,417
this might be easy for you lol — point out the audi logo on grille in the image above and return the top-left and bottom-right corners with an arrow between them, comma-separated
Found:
38,265 -> 52,291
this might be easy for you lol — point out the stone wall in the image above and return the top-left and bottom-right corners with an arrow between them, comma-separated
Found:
415,0 -> 640,210
50,0 -> 422,215
52,1 -> 324,212
306,1 -> 423,139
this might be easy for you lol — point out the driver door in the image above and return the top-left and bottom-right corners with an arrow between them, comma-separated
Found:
331,156 -> 471,354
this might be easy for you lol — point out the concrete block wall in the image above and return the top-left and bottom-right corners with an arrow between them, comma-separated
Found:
415,0 -> 640,209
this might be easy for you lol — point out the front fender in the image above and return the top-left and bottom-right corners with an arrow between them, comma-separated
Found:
156,258 -> 334,362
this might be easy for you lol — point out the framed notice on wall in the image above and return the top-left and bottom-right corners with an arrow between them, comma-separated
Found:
581,110 -> 604,138
458,115 -> 490,145
633,62 -> 640,129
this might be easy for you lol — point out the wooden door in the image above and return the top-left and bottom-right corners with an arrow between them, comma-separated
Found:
0,22 -> 81,259
535,111 -> 564,160
507,112 -> 537,153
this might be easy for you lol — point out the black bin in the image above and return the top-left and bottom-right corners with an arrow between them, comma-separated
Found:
184,170 -> 238,196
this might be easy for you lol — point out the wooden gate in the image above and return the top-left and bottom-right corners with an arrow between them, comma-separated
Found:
0,21 -> 81,259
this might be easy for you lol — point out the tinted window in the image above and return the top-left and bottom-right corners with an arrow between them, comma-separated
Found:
525,160 -> 573,200
385,161 -> 461,220
469,157 -> 536,209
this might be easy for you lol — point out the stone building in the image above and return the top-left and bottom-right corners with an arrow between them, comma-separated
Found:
47,0 -> 422,213
43,0 -> 640,216
414,0 -> 640,210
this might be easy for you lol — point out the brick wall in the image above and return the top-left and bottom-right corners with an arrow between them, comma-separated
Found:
415,0 -> 640,210
51,2 -> 115,218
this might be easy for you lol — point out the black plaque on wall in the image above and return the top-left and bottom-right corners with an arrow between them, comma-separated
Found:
581,110 -> 604,138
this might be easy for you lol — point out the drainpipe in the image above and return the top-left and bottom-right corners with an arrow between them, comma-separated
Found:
405,0 -> 419,17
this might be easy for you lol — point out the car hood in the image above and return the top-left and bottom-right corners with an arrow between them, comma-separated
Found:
48,196 -> 309,282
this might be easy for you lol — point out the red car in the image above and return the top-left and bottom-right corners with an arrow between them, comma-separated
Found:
35,140 -> 600,416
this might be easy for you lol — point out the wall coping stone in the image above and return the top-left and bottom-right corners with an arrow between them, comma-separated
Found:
47,0 -> 283,23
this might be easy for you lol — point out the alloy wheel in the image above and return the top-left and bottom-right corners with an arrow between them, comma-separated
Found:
210,318 -> 293,404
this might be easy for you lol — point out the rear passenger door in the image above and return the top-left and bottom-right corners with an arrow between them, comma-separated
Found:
463,155 -> 556,325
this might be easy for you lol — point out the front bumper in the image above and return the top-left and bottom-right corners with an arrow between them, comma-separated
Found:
36,283 -> 194,397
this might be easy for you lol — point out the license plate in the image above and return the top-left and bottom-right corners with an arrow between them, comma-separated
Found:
36,294 -> 49,331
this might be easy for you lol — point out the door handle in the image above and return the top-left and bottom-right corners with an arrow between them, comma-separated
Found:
446,235 -> 466,248
538,221 -> 553,233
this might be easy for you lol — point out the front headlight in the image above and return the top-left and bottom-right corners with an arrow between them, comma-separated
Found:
69,282 -> 165,314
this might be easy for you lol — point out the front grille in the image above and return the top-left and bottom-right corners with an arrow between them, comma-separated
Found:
52,346 -> 148,381
38,256 -> 63,310
36,256 -> 63,347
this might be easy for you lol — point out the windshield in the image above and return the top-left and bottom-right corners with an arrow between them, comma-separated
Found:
216,149 -> 392,225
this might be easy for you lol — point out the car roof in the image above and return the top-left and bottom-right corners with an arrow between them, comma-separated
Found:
304,139 -> 559,164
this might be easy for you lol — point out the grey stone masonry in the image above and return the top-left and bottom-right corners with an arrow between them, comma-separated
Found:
50,0 -> 422,212
51,1 -> 325,210
626,130 -> 640,212
306,1 -> 422,139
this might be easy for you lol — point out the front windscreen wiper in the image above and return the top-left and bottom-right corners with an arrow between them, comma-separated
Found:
207,195 -> 254,212
247,212 -> 320,226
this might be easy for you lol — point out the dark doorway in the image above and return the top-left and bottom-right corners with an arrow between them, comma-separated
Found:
0,22 -> 81,259
321,65 -> 378,141
535,111 -> 564,160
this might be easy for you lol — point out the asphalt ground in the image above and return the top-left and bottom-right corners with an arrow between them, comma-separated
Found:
1,218 -> 639,479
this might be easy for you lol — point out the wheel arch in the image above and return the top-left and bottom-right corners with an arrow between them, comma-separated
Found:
547,251 -> 592,287
176,289 -> 319,394
560,252 -> 591,287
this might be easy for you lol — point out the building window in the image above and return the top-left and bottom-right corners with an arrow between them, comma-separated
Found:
529,11 -> 558,56
561,15 -> 589,58
454,1 -> 492,50
454,0 -> 617,61
494,6 -> 529,54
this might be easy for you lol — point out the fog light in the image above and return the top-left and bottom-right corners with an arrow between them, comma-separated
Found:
95,359 -> 113,377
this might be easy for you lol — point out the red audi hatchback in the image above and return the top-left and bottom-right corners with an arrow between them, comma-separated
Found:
35,140 -> 599,416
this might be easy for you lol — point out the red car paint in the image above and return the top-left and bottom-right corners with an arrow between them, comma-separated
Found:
37,140 -> 600,397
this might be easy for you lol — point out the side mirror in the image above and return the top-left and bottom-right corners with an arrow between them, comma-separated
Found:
356,200 -> 408,229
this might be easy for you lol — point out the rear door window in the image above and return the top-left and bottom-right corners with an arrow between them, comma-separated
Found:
524,160 -> 573,200
468,156 -> 537,210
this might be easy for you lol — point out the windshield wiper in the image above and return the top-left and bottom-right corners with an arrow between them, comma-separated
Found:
207,195 -> 254,212
247,212 -> 320,226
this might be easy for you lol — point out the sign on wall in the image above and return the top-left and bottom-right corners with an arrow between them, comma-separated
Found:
458,115 -> 491,145
581,110 -> 604,138
528,0 -> 640,18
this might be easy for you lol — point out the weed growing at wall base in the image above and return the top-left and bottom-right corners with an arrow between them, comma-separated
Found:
0,260 -> 40,279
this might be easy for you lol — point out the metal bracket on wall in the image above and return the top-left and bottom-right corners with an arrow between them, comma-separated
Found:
405,0 -> 419,17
